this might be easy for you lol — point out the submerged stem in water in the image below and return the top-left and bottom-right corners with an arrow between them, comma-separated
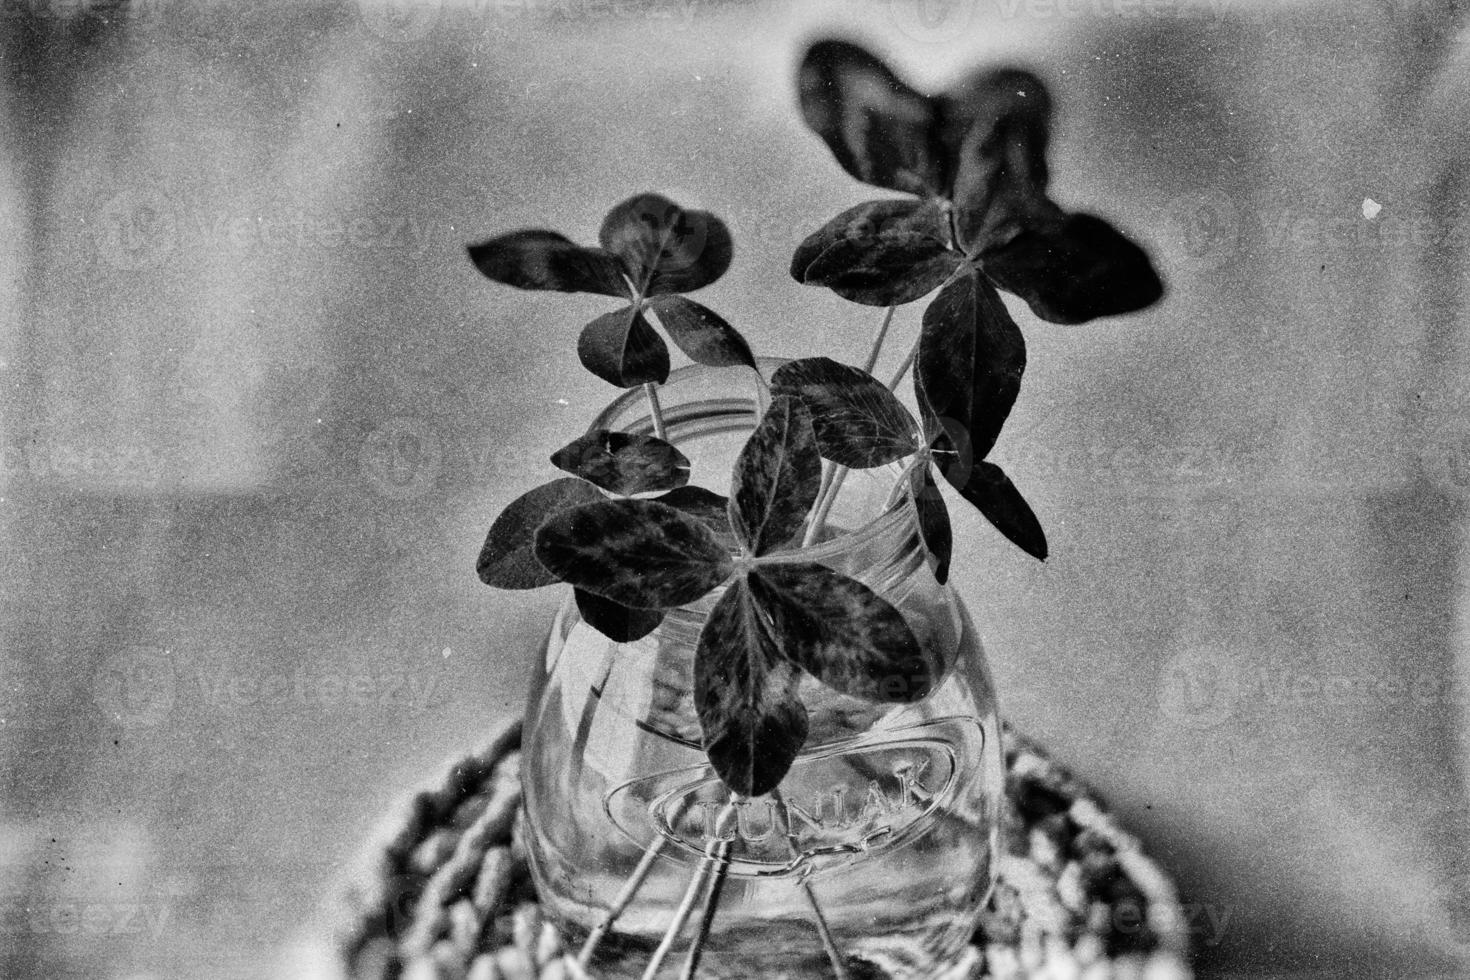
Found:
644,382 -> 668,441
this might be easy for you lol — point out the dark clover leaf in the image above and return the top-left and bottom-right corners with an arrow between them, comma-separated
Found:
534,498 -> 733,608
599,193 -> 733,296
937,66 -> 1051,176
940,68 -> 1054,255
916,270 -> 1025,462
466,230 -> 630,297
770,357 -> 920,468
795,41 -> 1164,324
797,40 -> 944,197
477,478 -> 605,589
953,460 -> 1048,561
575,587 -> 664,643
646,295 -> 756,370
790,199 -> 961,307
977,211 -> 1165,325
746,563 -> 937,704
694,577 -> 809,797
910,465 -> 953,585
729,396 -> 822,557
654,486 -> 736,544
549,429 -> 690,496
577,306 -> 671,388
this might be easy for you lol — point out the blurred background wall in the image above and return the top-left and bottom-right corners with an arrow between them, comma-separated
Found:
2,0 -> 1470,977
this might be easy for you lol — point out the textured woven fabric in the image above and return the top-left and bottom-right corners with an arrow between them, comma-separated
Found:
338,722 -> 1191,979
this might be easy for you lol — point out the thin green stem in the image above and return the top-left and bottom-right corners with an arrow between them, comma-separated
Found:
801,462 -> 836,548
578,837 -> 669,968
752,362 -> 771,418
642,804 -> 735,980
802,464 -> 847,548
676,839 -> 730,980
883,456 -> 926,511
860,305 -> 897,375
887,338 -> 919,391
771,788 -> 850,980
644,382 -> 668,441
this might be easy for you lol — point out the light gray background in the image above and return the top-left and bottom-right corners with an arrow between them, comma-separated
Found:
2,0 -> 1469,977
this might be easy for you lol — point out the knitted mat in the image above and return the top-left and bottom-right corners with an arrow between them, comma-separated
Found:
338,722 -> 1192,980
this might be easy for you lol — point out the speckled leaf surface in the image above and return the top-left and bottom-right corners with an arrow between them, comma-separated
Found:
916,270 -> 1026,464
747,563 -> 935,704
728,396 -> 822,556
574,587 -> 664,643
797,40 -> 944,197
549,429 -> 690,496
790,198 -> 959,307
476,478 -> 606,589
534,498 -> 732,608
654,486 -> 736,545
466,229 -> 630,297
910,464 -> 953,584
694,578 -> 809,797
577,306 -> 671,388
598,193 -> 733,296
955,461 -> 1048,561
646,295 -> 756,369
978,211 -> 1165,325
771,357 -> 921,468
942,67 -> 1055,255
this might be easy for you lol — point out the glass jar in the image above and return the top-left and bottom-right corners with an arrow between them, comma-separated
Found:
520,362 -> 1003,979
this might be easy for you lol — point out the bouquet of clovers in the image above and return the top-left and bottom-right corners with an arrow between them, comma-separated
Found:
469,40 -> 1162,797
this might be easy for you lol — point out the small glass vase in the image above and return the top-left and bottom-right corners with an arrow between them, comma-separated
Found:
520,362 -> 1003,979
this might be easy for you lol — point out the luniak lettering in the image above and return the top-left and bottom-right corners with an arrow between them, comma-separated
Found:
690,760 -> 933,844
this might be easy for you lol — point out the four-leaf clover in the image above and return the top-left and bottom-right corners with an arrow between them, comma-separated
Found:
791,40 -> 1164,325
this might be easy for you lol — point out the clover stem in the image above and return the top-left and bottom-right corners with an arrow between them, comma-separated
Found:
643,382 -> 669,441
577,837 -> 668,967
676,838 -> 730,980
578,797 -> 691,969
860,305 -> 898,375
887,338 -> 919,391
643,803 -> 735,980
771,788 -> 850,980
752,363 -> 771,418
883,456 -> 926,511
802,463 -> 848,548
